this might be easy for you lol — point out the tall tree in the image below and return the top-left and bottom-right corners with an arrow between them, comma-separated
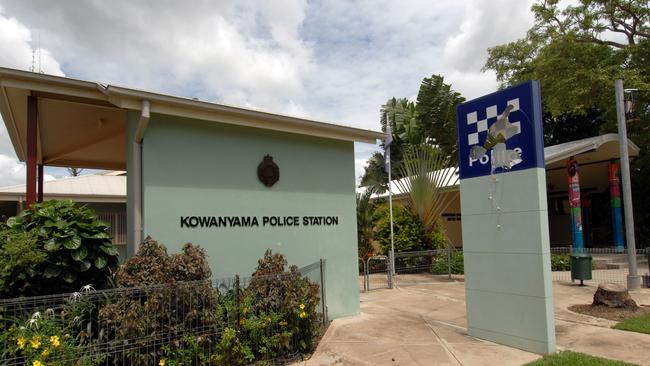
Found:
356,190 -> 376,257
67,168 -> 84,177
416,75 -> 465,158
483,0 -> 650,247
360,75 -> 465,190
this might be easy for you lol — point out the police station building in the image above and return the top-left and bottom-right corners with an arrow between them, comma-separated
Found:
0,67 -> 383,319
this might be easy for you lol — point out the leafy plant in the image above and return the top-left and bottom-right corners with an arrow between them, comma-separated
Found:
1,200 -> 119,296
394,144 -> 457,240
551,253 -> 571,271
245,250 -> 322,356
161,334 -> 212,365
356,190 -> 376,258
116,236 -> 212,287
431,251 -> 464,275
101,237 -> 216,364
373,205 -> 442,253
3,306 -> 105,366
213,327 -> 254,365
0,229 -> 47,296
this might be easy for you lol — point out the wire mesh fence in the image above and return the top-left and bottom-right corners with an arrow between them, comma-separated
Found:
0,260 -> 327,366
358,248 -> 464,291
365,255 -> 392,291
392,248 -> 464,286
550,247 -> 650,286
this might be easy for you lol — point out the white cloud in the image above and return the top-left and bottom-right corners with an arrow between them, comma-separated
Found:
0,0 -> 538,185
0,6 -> 64,186
0,6 -> 63,75
0,155 -> 26,187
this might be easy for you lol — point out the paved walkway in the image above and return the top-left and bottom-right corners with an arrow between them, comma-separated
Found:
299,276 -> 650,366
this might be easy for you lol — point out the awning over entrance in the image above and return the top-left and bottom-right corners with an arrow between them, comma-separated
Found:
545,134 -> 640,168
545,134 -> 640,194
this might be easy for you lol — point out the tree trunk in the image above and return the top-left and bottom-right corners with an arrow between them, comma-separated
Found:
593,283 -> 637,308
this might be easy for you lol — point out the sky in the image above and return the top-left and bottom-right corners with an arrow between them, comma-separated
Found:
0,0 -> 536,187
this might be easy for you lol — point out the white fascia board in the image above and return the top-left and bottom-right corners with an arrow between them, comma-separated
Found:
105,86 -> 384,144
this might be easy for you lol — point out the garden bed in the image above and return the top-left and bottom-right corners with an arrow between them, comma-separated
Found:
568,304 -> 650,322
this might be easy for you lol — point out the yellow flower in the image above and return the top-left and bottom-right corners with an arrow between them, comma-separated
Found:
41,348 -> 49,357
239,318 -> 246,325
299,303 -> 305,310
33,361 -> 44,366
279,320 -> 288,327
159,359 -> 166,366
31,335 -> 41,349
63,333 -> 71,339
16,336 -> 26,349
50,335 -> 60,348
299,311 -> 307,319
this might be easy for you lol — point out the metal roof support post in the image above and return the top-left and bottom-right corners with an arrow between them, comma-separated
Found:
615,80 -> 640,290
37,163 -> 44,203
26,95 -> 38,207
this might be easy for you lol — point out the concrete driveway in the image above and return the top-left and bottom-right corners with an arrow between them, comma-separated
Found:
300,275 -> 650,366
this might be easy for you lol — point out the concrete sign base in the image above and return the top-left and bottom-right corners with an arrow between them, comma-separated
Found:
461,168 -> 555,354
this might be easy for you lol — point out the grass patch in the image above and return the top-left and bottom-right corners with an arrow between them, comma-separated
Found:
524,351 -> 638,366
614,311 -> 650,334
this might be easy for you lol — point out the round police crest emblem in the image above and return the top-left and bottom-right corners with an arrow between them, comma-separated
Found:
258,155 -> 279,187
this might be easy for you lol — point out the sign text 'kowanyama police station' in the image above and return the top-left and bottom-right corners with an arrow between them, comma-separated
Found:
180,216 -> 339,228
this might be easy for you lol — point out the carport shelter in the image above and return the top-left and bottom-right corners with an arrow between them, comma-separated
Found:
0,67 -> 383,318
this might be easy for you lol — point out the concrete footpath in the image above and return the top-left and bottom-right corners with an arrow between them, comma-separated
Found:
297,278 -> 650,366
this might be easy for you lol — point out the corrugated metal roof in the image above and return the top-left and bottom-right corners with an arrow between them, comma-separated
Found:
0,173 -> 126,201
359,134 -> 640,198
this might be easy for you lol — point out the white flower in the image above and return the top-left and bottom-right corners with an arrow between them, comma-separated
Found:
45,308 -> 55,318
27,318 -> 39,329
80,284 -> 95,293
31,311 -> 41,320
69,292 -> 82,302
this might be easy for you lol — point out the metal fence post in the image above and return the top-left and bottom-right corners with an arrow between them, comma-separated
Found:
447,246 -> 452,280
388,252 -> 394,289
320,259 -> 328,324
235,274 -> 241,332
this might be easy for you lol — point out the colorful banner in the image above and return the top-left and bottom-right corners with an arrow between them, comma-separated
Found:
609,161 -> 624,252
566,158 -> 584,252
581,194 -> 591,248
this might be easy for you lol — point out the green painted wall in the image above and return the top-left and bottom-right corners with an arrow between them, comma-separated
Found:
127,112 -> 360,319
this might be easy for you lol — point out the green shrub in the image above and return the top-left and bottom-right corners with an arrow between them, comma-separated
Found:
431,251 -> 464,275
373,205 -> 445,253
2,242 -> 323,366
551,253 -> 571,271
244,249 -> 322,357
100,237 -> 216,364
4,309 -> 105,366
0,200 -> 119,296
114,236 -> 212,286
0,229 -> 47,296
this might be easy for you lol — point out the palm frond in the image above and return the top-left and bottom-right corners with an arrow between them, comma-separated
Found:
393,145 -> 458,234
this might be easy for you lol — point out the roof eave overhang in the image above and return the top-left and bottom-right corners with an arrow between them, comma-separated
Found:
0,69 -> 109,162
544,133 -> 641,166
0,68 -> 384,150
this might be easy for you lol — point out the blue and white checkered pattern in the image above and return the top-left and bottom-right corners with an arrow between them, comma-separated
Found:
466,98 -> 520,146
